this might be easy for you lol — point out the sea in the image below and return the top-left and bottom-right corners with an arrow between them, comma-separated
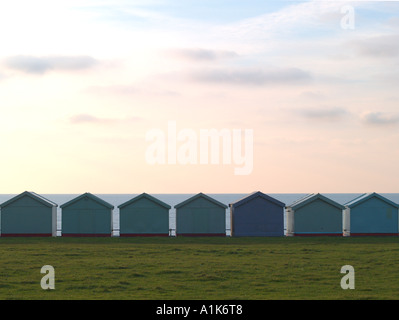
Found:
1,193 -> 399,236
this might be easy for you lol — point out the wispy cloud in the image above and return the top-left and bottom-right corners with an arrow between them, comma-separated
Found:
4,55 -> 98,74
350,34 -> 399,58
188,67 -> 312,86
69,113 -> 142,125
361,111 -> 399,126
386,17 -> 399,29
300,91 -> 326,100
167,48 -> 238,62
84,84 -> 179,97
85,85 -> 140,96
216,1 -> 346,41
373,71 -> 399,84
298,107 -> 348,121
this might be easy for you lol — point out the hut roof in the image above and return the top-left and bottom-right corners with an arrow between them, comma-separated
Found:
287,193 -> 345,210
60,192 -> 114,209
345,192 -> 399,209
175,193 -> 228,209
118,193 -> 171,209
0,191 -> 57,208
229,191 -> 285,208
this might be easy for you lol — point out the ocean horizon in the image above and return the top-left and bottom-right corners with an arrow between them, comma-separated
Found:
1,193 -> 399,236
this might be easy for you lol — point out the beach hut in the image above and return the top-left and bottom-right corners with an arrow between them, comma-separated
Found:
343,193 -> 399,236
61,193 -> 114,237
118,193 -> 171,237
175,193 -> 227,236
0,191 -> 57,237
286,193 -> 345,236
229,191 -> 285,237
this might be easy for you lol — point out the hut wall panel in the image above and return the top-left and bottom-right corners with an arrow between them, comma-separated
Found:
120,197 -> 169,235
350,197 -> 398,234
62,197 -> 111,235
176,197 -> 226,235
294,199 -> 342,234
2,206 -> 52,234
62,209 -> 111,234
1,196 -> 53,235
233,197 -> 284,237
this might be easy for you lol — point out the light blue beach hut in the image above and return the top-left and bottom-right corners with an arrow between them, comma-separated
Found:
343,193 -> 399,236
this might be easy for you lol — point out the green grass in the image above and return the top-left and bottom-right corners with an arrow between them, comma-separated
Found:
0,237 -> 398,300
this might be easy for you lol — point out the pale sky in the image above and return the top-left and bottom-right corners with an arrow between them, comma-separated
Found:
1,0 -> 399,193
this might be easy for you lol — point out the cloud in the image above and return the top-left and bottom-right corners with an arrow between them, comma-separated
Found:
351,34 -> 399,58
372,71 -> 399,84
70,114 -> 101,124
167,48 -> 238,61
216,1 -> 346,41
85,85 -> 140,96
298,107 -> 348,121
4,55 -> 98,74
300,91 -> 326,100
189,67 -> 312,86
361,111 -> 399,126
84,84 -> 179,97
69,113 -> 142,125
386,17 -> 399,29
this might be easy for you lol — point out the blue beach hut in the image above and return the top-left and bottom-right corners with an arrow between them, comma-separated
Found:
229,191 -> 285,237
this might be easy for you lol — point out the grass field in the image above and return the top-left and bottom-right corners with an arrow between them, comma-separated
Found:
0,236 -> 398,300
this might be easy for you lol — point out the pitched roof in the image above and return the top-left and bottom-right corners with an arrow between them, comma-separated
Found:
345,192 -> 399,209
175,193 -> 228,209
118,193 -> 171,209
0,191 -> 57,208
229,191 -> 285,208
60,193 -> 114,209
287,193 -> 345,210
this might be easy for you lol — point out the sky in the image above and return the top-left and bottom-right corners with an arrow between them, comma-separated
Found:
0,0 -> 399,194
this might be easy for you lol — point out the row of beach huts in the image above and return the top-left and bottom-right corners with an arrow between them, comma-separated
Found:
0,191 -> 398,237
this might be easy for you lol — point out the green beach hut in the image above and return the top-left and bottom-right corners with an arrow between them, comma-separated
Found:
118,193 -> 171,237
0,191 -> 57,237
286,193 -> 345,236
61,193 -> 114,237
175,193 -> 227,236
